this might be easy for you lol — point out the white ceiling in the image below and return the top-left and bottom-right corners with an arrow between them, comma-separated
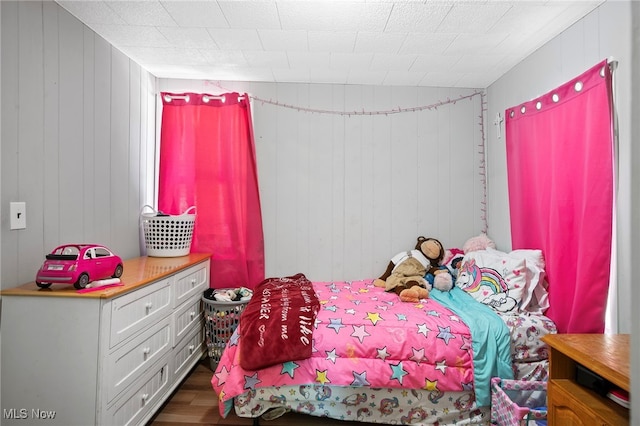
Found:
55,0 -> 605,88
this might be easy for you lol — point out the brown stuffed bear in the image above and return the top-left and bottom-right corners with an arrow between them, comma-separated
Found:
374,236 -> 447,302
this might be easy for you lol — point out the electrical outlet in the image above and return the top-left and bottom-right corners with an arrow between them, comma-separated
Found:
10,202 -> 26,230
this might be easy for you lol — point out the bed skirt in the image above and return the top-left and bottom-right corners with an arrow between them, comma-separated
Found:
232,385 -> 491,425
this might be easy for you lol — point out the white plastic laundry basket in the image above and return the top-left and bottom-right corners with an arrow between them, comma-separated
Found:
140,205 -> 196,257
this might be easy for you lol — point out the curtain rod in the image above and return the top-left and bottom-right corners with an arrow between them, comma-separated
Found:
162,93 -> 245,103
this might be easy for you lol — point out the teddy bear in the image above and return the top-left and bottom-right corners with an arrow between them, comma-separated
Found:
427,247 -> 464,287
462,233 -> 496,253
374,236 -> 454,302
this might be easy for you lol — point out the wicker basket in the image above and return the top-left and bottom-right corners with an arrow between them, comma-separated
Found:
202,294 -> 249,370
140,205 -> 195,257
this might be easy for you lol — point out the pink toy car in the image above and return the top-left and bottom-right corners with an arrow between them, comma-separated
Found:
35,244 -> 123,289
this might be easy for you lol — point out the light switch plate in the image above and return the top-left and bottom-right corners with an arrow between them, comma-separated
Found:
10,202 -> 26,230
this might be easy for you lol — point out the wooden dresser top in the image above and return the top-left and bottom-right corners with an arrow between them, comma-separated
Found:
0,253 -> 211,299
542,333 -> 630,391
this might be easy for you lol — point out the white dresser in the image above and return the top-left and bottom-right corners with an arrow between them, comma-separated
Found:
0,253 -> 211,426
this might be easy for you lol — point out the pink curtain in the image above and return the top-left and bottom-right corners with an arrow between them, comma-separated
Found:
158,92 -> 264,290
505,60 -> 614,333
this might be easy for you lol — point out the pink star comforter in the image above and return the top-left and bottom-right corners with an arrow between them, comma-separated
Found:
212,278 -> 479,417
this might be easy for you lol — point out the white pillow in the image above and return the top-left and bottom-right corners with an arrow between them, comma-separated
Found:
457,249 -> 528,314
507,248 -> 549,314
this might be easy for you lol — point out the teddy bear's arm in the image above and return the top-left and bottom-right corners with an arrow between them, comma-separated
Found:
378,261 -> 395,281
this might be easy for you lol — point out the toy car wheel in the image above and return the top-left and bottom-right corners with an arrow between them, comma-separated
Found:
113,264 -> 124,278
74,273 -> 90,290
36,281 -> 52,288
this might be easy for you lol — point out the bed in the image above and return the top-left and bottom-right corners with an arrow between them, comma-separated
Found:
211,247 -> 557,425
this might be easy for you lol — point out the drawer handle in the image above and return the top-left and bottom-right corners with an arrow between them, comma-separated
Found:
190,278 -> 197,286
143,347 -> 151,358
189,311 -> 196,319
188,344 -> 195,353
145,302 -> 153,312
141,393 -> 149,404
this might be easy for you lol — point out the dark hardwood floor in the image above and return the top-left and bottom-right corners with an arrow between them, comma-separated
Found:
147,358 -> 380,426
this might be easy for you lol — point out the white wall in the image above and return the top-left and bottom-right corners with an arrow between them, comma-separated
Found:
159,80 -> 487,282
0,1 -> 156,289
486,0 -> 632,335
630,1 -> 639,421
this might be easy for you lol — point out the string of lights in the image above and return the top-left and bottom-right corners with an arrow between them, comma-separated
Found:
249,91 -> 483,116
478,92 -> 489,234
201,81 -> 488,230
205,80 -> 482,116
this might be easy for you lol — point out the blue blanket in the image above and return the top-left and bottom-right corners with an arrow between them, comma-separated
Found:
431,286 -> 513,406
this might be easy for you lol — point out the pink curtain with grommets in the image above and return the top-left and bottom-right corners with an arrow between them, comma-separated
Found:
158,92 -> 265,290
506,60 -> 614,333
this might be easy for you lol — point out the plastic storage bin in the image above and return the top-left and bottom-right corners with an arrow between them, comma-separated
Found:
203,293 -> 249,370
491,377 -> 547,425
140,205 -> 195,257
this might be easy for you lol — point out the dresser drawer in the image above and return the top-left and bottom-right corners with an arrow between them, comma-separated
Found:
172,327 -> 205,381
173,261 -> 209,308
107,317 -> 172,403
110,278 -> 172,347
548,379 -> 628,426
107,356 -> 170,426
173,296 -> 203,346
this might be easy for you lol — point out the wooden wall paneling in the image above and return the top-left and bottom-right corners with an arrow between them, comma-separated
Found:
251,83 -> 278,278
82,27 -> 96,246
141,73 -> 156,209
434,88 -> 453,242
1,1 -> 20,287
448,90 -> 478,246
389,86 -> 420,247
370,85 -> 393,272
440,91 -> 459,241
58,8 -> 85,243
273,83 -> 300,276
136,74 -> 152,255
307,83 -> 334,280
415,87 -> 440,241
42,0 -> 61,254
343,84 -> 366,280
92,36 -> 112,248
109,49 -> 131,253
330,84 -> 346,279
561,19 -> 587,80
357,85 -> 375,277
447,87 -> 476,244
128,63 -> 142,259
1,1 -> 153,289
582,11 -> 601,65
17,1 -> 45,284
444,89 -> 461,243
137,72 -> 154,255
294,84 -> 311,277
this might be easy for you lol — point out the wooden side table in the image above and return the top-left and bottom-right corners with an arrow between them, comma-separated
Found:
541,334 -> 629,425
